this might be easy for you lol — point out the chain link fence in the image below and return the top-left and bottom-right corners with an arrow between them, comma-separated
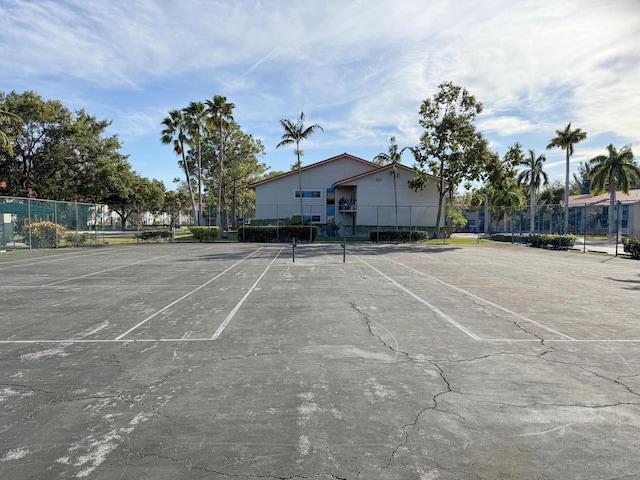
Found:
2,195 -> 636,250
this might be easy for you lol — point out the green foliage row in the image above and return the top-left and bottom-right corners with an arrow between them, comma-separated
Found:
487,233 -> 576,250
134,230 -> 172,243
238,226 -> 317,242
623,238 -> 640,259
487,234 -> 521,243
527,233 -> 576,249
370,230 -> 430,242
64,232 -> 91,247
189,226 -> 220,242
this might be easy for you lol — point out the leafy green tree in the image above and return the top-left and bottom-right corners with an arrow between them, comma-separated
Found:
546,123 -> 587,233
374,136 -> 407,230
517,149 -> 549,233
205,95 -> 235,237
163,189 -> 190,228
589,144 -> 639,239
0,108 -> 21,156
202,123 -> 266,229
0,91 -> 128,201
409,82 -> 489,238
276,112 -> 323,221
489,177 -> 524,232
161,109 -> 198,225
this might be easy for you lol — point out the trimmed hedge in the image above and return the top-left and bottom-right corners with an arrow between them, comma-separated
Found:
487,233 -> 576,250
527,233 -> 576,250
237,226 -> 317,242
623,237 -> 640,258
487,233 -> 523,243
189,226 -> 220,242
370,230 -> 430,242
134,230 -> 172,243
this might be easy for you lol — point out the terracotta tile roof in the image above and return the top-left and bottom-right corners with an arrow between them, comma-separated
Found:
568,189 -> 640,206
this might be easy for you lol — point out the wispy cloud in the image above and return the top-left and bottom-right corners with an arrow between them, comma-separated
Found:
1,0 -> 638,187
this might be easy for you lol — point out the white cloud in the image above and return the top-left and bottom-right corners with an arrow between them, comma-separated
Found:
1,0 -> 639,186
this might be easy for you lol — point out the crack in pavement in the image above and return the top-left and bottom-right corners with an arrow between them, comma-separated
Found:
383,359 -> 454,471
349,301 -> 411,361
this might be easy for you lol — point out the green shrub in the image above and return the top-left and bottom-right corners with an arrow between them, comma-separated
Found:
527,233 -> 576,250
489,233 -> 514,243
238,225 -> 317,242
623,237 -> 640,258
28,221 -> 66,248
370,230 -> 430,242
134,230 -> 172,243
64,232 -> 91,247
189,226 -> 220,242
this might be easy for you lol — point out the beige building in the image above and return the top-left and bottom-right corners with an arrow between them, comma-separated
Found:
250,153 -> 442,235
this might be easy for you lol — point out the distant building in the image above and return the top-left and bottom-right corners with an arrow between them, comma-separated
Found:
249,153 -> 442,236
569,189 -> 640,237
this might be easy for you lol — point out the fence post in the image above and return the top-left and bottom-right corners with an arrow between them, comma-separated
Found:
343,237 -> 346,263
27,198 -> 32,250
616,200 -> 621,257
583,203 -> 587,253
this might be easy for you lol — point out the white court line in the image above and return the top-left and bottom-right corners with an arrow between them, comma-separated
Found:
114,248 -> 264,340
44,252 -> 182,286
0,248 -> 114,269
211,246 -> 284,340
2,338 -> 640,344
385,256 -> 575,341
354,255 -> 482,340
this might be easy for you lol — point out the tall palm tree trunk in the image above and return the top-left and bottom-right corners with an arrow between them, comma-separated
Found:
297,142 -> 303,221
197,140 -> 203,225
564,150 -> 570,233
216,124 -> 224,237
182,152 -> 198,225
608,172 -> 616,240
530,187 -> 536,233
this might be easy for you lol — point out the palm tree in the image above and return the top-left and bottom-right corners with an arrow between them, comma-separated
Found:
205,95 -> 235,237
276,112 -> 323,222
161,109 -> 198,225
489,178 -> 524,233
589,144 -> 639,239
546,123 -> 587,233
184,101 -> 207,225
517,149 -> 549,233
0,109 -> 21,156
374,136 -> 407,230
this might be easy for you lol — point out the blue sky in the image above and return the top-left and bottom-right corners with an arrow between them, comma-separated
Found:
1,0 -> 639,192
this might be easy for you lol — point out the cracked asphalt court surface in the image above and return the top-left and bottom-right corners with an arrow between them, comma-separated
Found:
1,242 -> 639,479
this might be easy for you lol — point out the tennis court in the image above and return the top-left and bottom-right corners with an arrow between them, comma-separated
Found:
1,242 -> 639,479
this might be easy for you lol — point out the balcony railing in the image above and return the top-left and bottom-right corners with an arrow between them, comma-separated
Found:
338,201 -> 356,213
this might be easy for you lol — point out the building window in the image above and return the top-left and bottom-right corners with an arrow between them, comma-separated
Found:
303,215 -> 322,224
295,190 -> 322,199
622,204 -> 629,219
326,188 -> 335,205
